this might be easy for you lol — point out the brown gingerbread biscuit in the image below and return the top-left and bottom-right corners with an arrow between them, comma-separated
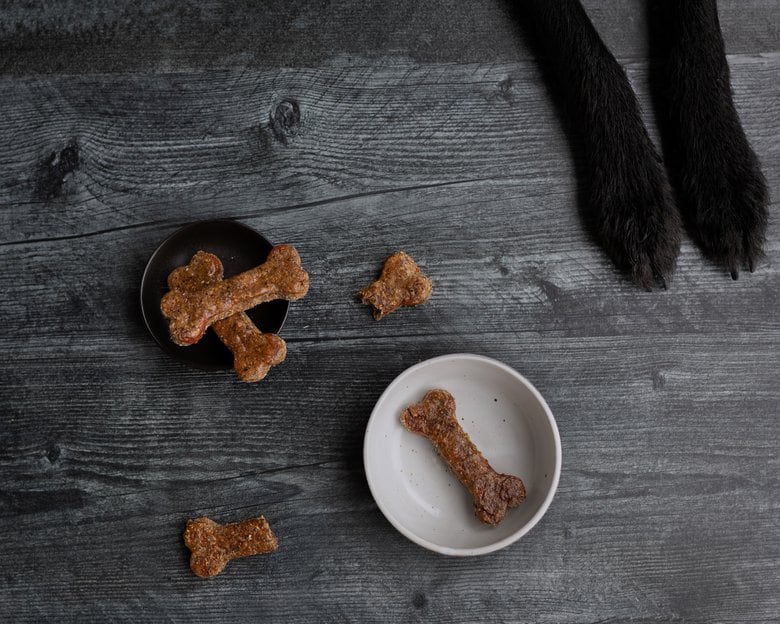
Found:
169,251 -> 286,382
183,515 -> 278,578
401,389 -> 525,525
161,244 -> 309,346
358,251 -> 432,320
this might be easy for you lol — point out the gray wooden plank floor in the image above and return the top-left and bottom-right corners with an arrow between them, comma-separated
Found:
1,1 -> 778,622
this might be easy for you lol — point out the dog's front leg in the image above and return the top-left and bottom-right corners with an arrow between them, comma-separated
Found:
523,0 -> 681,289
653,0 -> 769,278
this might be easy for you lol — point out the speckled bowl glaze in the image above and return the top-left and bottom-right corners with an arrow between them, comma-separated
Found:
364,354 -> 561,556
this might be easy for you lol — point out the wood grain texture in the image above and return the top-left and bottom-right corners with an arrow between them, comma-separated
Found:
0,55 -> 777,245
0,0 -> 778,75
1,1 -> 779,622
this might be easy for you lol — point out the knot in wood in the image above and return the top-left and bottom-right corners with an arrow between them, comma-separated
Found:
36,138 -> 79,199
269,99 -> 301,143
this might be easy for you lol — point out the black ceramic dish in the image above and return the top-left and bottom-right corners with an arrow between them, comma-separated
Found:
140,220 -> 289,370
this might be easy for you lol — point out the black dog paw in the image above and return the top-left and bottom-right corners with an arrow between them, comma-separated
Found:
589,151 -> 681,290
652,0 -> 770,279
676,122 -> 768,279
518,0 -> 683,289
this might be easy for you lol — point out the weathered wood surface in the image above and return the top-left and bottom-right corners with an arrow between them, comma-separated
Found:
1,1 -> 779,622
1,0 -> 778,74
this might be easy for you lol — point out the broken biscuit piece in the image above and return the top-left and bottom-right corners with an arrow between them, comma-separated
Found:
161,244 -> 309,346
169,251 -> 287,382
401,389 -> 525,525
183,515 -> 278,578
358,251 -> 432,320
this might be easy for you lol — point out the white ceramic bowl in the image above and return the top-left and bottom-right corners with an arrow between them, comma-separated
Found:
363,353 -> 561,556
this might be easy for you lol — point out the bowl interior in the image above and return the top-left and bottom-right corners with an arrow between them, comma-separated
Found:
140,220 -> 289,370
364,354 -> 560,555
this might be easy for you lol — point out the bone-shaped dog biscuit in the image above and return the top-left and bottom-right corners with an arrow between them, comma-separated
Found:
401,389 -> 526,525
168,251 -> 287,382
161,244 -> 309,346
358,251 -> 432,320
183,515 -> 278,578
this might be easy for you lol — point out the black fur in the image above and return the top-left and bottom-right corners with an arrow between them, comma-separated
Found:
651,0 -> 768,278
523,0 -> 768,286
524,0 -> 680,289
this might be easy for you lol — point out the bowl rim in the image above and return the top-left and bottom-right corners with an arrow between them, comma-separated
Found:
139,218 -> 289,370
363,353 -> 562,556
